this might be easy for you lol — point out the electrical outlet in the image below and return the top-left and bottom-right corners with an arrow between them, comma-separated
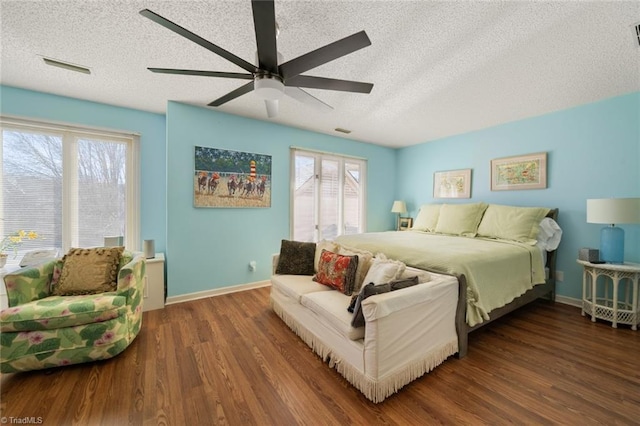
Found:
556,270 -> 564,282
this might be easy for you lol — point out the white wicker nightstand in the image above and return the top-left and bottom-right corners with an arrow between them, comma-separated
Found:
578,260 -> 640,330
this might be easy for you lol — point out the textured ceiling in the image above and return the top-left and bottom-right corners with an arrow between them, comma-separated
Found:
1,0 -> 638,148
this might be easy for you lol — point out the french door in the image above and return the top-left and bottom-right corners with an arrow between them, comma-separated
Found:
291,148 -> 366,242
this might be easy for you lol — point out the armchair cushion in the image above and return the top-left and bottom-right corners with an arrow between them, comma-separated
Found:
1,293 -> 126,332
53,247 -> 124,296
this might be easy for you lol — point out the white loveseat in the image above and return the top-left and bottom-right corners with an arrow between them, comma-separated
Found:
270,253 -> 460,403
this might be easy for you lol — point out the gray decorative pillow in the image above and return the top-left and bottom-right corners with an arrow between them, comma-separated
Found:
350,276 -> 419,328
275,240 -> 316,275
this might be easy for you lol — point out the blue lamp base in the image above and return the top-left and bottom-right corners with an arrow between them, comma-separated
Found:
600,225 -> 624,264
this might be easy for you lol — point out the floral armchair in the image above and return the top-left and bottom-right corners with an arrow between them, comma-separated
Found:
0,251 -> 145,373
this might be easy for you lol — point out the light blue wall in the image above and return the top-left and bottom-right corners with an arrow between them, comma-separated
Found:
396,92 -> 640,300
0,85 -> 167,252
166,102 -> 396,296
4,85 -> 637,302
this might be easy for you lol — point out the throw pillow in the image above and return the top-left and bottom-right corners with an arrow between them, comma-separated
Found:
275,240 -> 317,275
338,245 -> 374,294
315,240 -> 339,272
347,277 -> 419,313
389,275 -> 420,291
53,246 -> 124,296
350,276 -> 419,327
313,249 -> 359,295
361,254 -> 406,286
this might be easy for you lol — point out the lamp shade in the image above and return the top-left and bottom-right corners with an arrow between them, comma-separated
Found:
587,198 -> 640,224
391,200 -> 407,214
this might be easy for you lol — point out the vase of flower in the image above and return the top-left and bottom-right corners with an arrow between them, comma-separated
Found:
0,230 -> 40,265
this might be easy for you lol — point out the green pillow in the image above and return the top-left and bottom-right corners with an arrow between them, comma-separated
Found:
477,204 -> 550,245
434,203 -> 488,237
411,204 -> 441,232
275,240 -> 316,275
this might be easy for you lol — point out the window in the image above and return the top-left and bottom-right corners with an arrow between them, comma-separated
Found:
0,117 -> 139,262
291,148 -> 366,242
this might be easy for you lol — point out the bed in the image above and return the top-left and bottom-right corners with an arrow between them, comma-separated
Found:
336,203 -> 560,357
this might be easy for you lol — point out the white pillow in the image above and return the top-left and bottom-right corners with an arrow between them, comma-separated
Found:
362,254 -> 406,286
537,217 -> 562,251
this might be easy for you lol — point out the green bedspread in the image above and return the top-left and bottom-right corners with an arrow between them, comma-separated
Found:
336,231 -> 546,327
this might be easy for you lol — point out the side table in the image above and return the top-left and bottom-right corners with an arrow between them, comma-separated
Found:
143,253 -> 165,311
577,260 -> 640,330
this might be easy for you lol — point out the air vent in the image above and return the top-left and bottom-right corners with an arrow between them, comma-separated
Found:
42,57 -> 91,74
633,22 -> 640,48
334,127 -> 352,134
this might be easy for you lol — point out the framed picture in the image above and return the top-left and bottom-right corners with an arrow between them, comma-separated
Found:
399,217 -> 413,231
194,146 -> 272,208
433,169 -> 472,199
491,152 -> 547,191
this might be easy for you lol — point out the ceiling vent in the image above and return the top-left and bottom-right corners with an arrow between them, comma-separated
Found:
42,57 -> 91,74
633,22 -> 640,48
334,127 -> 352,134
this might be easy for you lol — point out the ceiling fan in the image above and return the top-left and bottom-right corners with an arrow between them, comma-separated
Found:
140,1 -> 374,118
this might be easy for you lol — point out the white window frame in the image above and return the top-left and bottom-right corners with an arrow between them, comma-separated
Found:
290,147 -> 366,241
0,115 -> 140,252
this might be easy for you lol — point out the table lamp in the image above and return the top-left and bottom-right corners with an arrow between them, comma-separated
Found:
391,200 -> 407,231
586,198 -> 640,264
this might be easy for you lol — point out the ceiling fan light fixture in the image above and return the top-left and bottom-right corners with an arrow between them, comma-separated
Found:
254,75 -> 284,100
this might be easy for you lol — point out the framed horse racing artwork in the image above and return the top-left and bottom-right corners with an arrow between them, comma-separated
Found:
194,146 -> 272,208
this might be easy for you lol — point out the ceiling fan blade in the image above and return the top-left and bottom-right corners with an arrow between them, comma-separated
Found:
149,68 -> 254,79
279,31 -> 371,79
140,9 -> 256,74
251,0 -> 278,74
208,81 -> 255,107
265,100 -> 279,118
284,87 -> 333,112
286,75 -> 373,94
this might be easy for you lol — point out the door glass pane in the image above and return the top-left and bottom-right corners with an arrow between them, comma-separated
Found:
320,159 -> 339,240
2,130 -> 62,259
77,138 -> 127,247
344,162 -> 361,235
293,154 -> 315,241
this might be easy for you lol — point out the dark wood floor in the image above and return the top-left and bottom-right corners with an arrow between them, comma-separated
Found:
2,286 -> 639,425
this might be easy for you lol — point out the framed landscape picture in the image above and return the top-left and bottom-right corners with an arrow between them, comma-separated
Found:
433,169 -> 472,199
491,152 -> 547,191
194,146 -> 272,208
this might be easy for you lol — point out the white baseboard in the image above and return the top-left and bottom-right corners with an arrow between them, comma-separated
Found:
555,294 -> 581,308
165,280 -> 583,310
166,280 -> 271,306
